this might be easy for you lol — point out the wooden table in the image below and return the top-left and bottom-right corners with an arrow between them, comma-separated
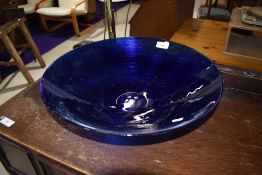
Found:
170,18 -> 262,72
0,76 -> 262,175
0,19 -> 262,175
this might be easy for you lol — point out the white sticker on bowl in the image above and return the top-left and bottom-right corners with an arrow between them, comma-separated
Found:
156,41 -> 169,49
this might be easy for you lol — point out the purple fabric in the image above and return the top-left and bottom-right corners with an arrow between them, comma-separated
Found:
0,0 -> 128,80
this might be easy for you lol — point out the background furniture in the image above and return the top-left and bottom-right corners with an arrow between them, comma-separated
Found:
0,1 -> 15,54
99,0 -> 128,2
0,0 -> 11,29
0,18 -> 45,84
18,0 -> 40,14
47,0 -> 97,23
130,0 -> 194,39
9,0 -> 27,5
1,4 -> 29,46
0,4 -> 27,81
198,0 -> 232,21
36,0 -> 96,36
233,0 -> 261,6
171,18 -> 262,72
224,8 -> 262,60
198,0 -> 262,21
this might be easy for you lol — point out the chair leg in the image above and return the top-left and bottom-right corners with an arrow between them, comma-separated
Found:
19,20 -> 46,68
78,24 -> 96,36
1,34 -> 34,84
72,15 -> 81,36
71,14 -> 95,37
39,15 -> 49,31
39,15 -> 66,32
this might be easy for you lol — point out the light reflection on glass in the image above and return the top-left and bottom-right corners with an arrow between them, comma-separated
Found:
187,85 -> 204,97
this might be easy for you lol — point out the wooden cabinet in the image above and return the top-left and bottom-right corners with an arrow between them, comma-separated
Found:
130,0 -> 194,39
0,138 -> 41,175
0,69 -> 262,175
38,156 -> 82,175
0,138 -> 74,175
1,70 -> 262,175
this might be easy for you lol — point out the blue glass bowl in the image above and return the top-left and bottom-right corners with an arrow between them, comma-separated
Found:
40,37 -> 223,137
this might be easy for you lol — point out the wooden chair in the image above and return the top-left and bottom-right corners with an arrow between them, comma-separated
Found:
18,0 -> 41,14
0,18 -> 45,84
199,0 -> 261,21
1,5 -> 28,46
198,0 -> 232,21
36,0 -> 96,36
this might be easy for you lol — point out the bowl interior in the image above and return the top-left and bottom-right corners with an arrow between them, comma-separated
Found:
40,37 -> 223,136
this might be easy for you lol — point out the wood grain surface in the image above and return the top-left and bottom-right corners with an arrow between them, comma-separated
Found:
130,0 -> 194,39
0,80 -> 261,175
170,19 -> 262,72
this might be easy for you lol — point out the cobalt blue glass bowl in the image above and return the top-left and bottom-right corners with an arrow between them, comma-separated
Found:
40,37 -> 223,137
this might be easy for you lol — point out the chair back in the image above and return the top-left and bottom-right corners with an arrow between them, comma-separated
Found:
58,0 -> 87,14
27,0 -> 40,5
1,6 -> 27,45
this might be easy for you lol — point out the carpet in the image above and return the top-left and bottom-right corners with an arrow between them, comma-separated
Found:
0,0 -> 129,80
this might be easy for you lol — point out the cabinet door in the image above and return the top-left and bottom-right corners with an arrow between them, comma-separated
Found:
0,140 -> 41,175
38,156 -> 83,175
40,163 -> 70,175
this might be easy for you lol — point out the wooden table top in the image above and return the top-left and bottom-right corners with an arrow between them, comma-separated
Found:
0,78 -> 261,175
170,18 -> 262,72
